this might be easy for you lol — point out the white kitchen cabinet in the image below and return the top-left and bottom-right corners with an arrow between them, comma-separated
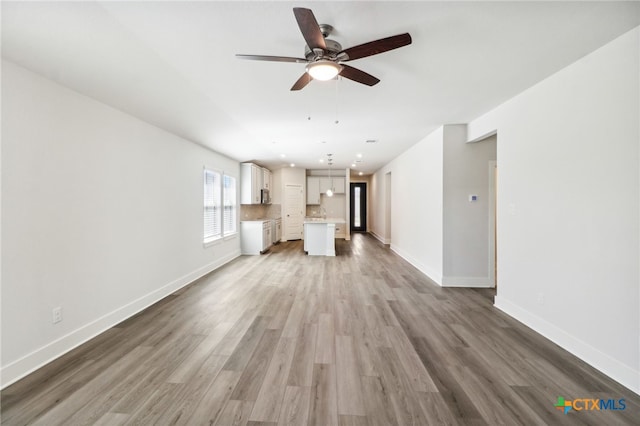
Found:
262,221 -> 272,251
319,177 -> 345,194
240,220 -> 271,255
319,177 -> 330,194
241,163 -> 267,204
263,168 -> 272,191
271,218 -> 282,243
306,176 -> 321,205
333,177 -> 345,194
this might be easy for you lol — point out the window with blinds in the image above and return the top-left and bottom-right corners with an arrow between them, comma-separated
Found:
203,169 -> 221,243
223,175 -> 237,235
204,169 -> 237,245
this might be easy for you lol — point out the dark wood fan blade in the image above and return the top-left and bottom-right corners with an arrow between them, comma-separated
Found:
339,64 -> 380,86
291,72 -> 313,90
293,8 -> 326,51
291,73 -> 313,91
339,33 -> 412,61
236,54 -> 309,64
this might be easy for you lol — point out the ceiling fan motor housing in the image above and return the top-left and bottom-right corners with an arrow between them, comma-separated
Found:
304,39 -> 343,61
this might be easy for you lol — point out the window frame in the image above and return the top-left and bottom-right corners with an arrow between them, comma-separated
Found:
222,173 -> 238,239
203,168 -> 222,245
203,167 -> 238,247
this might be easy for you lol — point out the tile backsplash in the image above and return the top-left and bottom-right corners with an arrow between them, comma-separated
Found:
240,204 -> 282,220
306,194 -> 346,219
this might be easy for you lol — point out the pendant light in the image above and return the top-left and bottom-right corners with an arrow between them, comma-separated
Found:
326,154 -> 334,197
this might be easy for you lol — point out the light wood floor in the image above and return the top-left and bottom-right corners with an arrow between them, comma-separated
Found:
2,233 -> 638,425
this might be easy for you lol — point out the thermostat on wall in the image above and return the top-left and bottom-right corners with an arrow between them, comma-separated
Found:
469,194 -> 478,202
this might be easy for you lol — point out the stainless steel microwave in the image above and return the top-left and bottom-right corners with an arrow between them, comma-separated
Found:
260,189 -> 271,204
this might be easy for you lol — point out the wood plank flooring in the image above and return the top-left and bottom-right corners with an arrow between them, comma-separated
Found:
2,233 -> 639,425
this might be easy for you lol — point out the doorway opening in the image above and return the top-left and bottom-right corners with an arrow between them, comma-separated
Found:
350,182 -> 367,233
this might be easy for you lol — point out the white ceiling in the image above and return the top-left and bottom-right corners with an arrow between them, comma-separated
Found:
3,1 -> 639,174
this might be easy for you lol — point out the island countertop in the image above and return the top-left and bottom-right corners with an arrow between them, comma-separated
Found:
303,217 -> 346,224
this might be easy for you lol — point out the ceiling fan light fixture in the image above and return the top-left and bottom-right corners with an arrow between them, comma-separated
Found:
307,60 -> 342,81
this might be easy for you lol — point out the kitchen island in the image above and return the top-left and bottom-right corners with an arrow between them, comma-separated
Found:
303,218 -> 345,256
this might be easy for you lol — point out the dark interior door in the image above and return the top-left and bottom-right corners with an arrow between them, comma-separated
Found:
350,182 -> 367,232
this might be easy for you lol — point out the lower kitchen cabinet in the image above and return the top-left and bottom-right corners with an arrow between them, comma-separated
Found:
272,218 -> 282,244
240,220 -> 271,255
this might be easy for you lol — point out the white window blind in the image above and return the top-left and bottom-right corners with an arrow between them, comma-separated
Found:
204,169 -> 221,242
223,175 -> 237,235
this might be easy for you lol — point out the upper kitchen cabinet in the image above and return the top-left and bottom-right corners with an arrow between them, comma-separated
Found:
333,177 -> 345,194
319,177 -> 345,194
241,163 -> 272,204
307,174 -> 346,204
263,168 -> 272,191
307,176 -> 321,205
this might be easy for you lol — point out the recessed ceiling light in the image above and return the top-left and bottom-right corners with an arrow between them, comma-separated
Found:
359,172 -> 363,176
280,153 -> 286,158
319,158 -> 324,163
290,163 -> 295,167
351,163 -> 356,168
356,153 -> 363,158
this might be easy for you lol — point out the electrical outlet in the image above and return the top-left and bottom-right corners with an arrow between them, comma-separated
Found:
52,307 -> 62,324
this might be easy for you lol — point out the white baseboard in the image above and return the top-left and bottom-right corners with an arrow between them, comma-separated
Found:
0,250 -> 240,389
370,231 -> 384,243
442,276 -> 493,288
389,244 -> 442,286
494,295 -> 640,396
370,231 -> 390,245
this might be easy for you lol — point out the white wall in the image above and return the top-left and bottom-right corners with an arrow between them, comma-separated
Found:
443,128 -> 496,286
1,61 -> 241,388
370,172 -> 383,242
468,27 -> 639,394
372,127 -> 444,283
279,167 -> 306,192
371,125 -> 496,287
272,168 -> 283,205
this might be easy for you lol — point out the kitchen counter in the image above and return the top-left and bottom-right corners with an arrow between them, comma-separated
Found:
303,217 -> 346,224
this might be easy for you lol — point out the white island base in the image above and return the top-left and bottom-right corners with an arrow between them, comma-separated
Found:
303,222 -> 336,256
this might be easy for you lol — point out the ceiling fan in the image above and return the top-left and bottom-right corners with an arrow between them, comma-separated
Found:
236,7 -> 412,91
